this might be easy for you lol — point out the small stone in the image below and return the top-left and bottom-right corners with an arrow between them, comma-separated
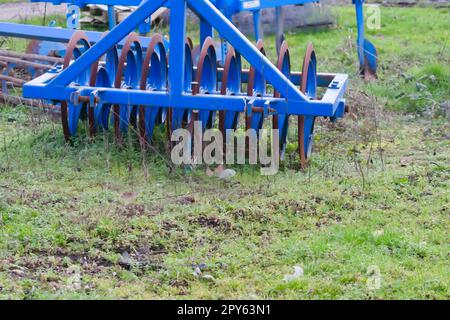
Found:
218,169 -> 236,180
193,266 -> 202,277
428,75 -> 437,84
400,157 -> 413,167
10,269 -> 25,276
202,274 -> 215,281
119,251 -> 133,267
373,229 -> 384,238
439,101 -> 450,118
415,82 -> 427,91
283,266 -> 304,282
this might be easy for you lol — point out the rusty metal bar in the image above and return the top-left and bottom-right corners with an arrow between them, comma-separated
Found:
0,92 -> 60,112
0,74 -> 27,86
0,49 -> 63,64
0,56 -> 52,70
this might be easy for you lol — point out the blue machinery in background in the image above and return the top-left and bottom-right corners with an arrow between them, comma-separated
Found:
28,0 -> 378,75
0,0 -> 370,169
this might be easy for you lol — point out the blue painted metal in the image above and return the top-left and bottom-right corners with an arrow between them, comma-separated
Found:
0,22 -> 153,48
107,5 -> 116,31
20,0 -> 347,116
0,0 -> 354,167
53,0 -> 166,87
354,0 -> 378,75
25,0 -> 377,74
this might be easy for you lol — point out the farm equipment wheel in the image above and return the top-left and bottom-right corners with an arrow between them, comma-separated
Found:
194,37 -> 218,131
113,33 -> 143,145
219,47 -> 242,135
246,40 -> 267,132
298,42 -> 318,170
274,40 -> 291,159
91,67 -> 113,133
138,34 -> 168,148
89,32 -> 118,136
168,38 -> 194,139
61,31 -> 91,141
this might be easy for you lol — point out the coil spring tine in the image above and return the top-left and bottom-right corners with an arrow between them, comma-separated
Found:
61,31 -> 91,141
194,37 -> 218,132
274,40 -> 291,160
298,42 -> 318,170
139,34 -> 168,149
113,33 -> 143,145
168,38 -> 194,150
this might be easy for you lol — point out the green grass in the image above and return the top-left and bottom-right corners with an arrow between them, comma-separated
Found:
0,6 -> 449,300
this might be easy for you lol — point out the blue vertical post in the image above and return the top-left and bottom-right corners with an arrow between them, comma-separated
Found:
252,10 -> 262,41
107,5 -> 116,30
354,0 -> 365,69
219,13 -> 232,66
200,17 -> 214,44
275,6 -> 284,55
2,68 -> 8,94
169,0 -> 187,97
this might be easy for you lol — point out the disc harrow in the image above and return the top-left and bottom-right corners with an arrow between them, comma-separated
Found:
9,0 -> 348,170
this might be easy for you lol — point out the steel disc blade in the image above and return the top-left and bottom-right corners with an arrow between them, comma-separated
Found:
247,40 -> 267,132
298,42 -> 318,169
171,40 -> 193,132
61,31 -> 91,141
114,33 -> 143,143
274,40 -> 291,158
195,37 -> 218,131
139,34 -> 168,144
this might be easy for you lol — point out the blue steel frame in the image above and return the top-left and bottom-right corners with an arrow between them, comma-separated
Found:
30,0 -> 318,38
21,0 -> 347,120
30,0 -> 319,43
27,0 -> 376,72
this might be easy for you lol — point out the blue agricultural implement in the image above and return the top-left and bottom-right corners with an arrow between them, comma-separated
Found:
0,0 -> 358,169
25,0 -> 378,75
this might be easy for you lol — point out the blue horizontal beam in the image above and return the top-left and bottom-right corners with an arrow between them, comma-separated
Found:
0,22 -> 152,48
23,71 -> 347,117
30,0 -> 144,6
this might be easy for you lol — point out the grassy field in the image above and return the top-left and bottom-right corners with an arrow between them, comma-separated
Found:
0,5 -> 449,299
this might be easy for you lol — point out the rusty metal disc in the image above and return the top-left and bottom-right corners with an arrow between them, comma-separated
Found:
61,31 -> 91,141
169,38 -> 194,148
194,36 -> 218,131
246,40 -> 267,132
91,32 -> 118,133
298,42 -> 318,170
273,40 -> 291,159
138,33 -> 167,148
113,33 -> 143,145
219,46 -> 241,133
219,46 -> 242,156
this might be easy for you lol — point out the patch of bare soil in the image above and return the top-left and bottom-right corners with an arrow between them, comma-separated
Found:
189,215 -> 233,231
